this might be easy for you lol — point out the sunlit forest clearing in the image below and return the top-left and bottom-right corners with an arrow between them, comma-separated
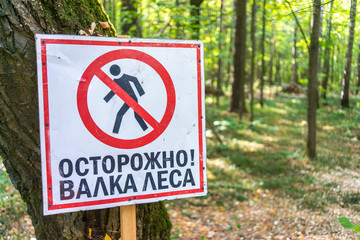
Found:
168,92 -> 360,239
1,0 -> 360,239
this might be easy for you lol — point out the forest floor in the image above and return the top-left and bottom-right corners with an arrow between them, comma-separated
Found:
1,92 -> 360,239
167,92 -> 360,239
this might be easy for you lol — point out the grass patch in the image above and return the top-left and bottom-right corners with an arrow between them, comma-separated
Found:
203,93 -> 360,211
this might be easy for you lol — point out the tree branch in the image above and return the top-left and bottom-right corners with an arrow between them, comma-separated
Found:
285,0 -> 310,51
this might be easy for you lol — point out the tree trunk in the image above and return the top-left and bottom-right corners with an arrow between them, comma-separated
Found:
230,0 -> 247,116
0,1 -> 171,239
356,45 -> 360,95
321,0 -> 333,100
190,0 -> 204,40
330,46 -> 335,90
275,55 -> 281,86
259,0 -> 266,107
249,0 -> 256,122
340,0 -> 357,107
291,24 -> 298,84
121,0 -> 142,37
307,0 -> 322,159
269,22 -> 275,86
316,3 -> 323,109
216,0 -> 225,106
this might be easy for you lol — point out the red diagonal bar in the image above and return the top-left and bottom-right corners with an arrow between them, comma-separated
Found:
95,69 -> 160,129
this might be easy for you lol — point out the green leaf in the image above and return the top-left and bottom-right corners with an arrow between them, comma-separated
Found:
354,225 -> 360,233
338,217 -> 355,229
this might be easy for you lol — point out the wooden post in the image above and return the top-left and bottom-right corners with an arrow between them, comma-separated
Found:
120,205 -> 136,240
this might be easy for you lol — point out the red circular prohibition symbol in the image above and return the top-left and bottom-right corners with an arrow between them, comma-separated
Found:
77,49 -> 176,149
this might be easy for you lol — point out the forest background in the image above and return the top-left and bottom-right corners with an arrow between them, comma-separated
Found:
1,0 -> 360,239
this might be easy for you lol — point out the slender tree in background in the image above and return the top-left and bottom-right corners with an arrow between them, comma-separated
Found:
121,0 -> 142,37
291,24 -> 298,84
216,0 -> 225,105
316,3 -> 323,109
249,0 -> 257,122
175,0 -> 182,38
330,47 -> 335,90
307,0 -> 322,159
190,0 -> 204,39
269,23 -> 275,86
230,0 -> 247,116
340,0 -> 357,108
321,0 -> 334,100
275,56 -> 281,86
259,0 -> 266,107
356,45 -> 360,95
0,1 -> 171,239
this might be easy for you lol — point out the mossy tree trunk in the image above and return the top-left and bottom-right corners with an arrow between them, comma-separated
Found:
0,1 -> 171,239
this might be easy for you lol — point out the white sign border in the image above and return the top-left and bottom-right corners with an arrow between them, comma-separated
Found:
36,34 -> 207,215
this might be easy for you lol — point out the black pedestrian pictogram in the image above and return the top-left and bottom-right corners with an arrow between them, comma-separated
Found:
104,65 -> 148,133
78,48 -> 176,149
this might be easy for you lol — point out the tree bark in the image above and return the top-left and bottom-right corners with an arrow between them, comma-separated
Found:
0,1 -> 171,239
230,0 -> 247,116
307,0 -> 322,159
321,0 -> 333,100
259,0 -> 266,107
249,0 -> 256,122
340,0 -> 357,107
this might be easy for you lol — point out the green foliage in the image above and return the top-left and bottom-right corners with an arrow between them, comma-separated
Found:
338,217 -> 360,239
99,0 -> 359,96
0,160 -> 29,238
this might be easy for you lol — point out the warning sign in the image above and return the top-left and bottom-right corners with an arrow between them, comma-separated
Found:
36,35 -> 207,215
77,49 -> 176,149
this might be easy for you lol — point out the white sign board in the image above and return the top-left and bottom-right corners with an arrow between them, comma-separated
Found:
36,34 -> 207,215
